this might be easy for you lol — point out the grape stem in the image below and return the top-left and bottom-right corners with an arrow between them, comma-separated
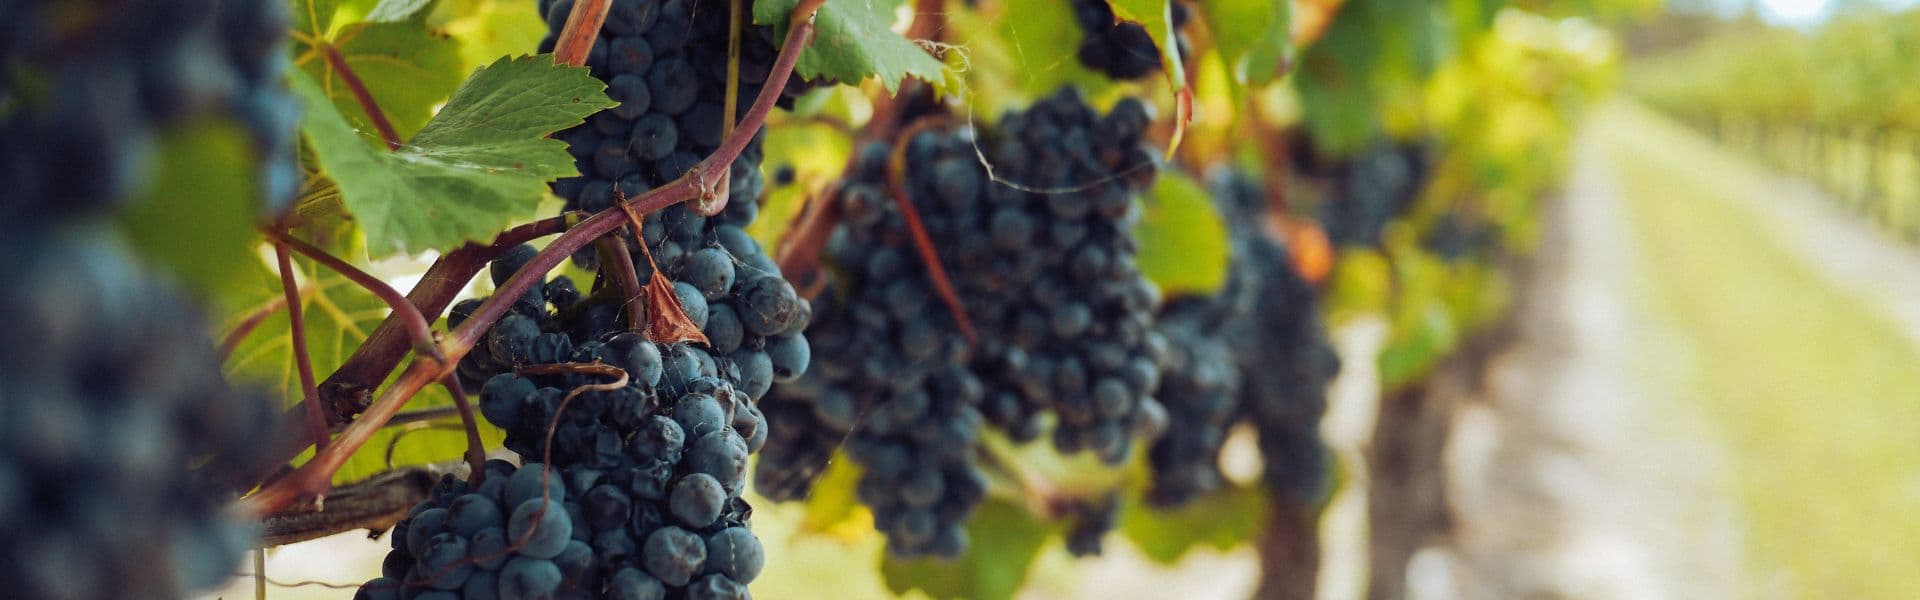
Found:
596,233 -> 648,333
439,374 -> 489,487
240,0 -> 827,517
263,228 -> 445,364
321,44 -> 402,151
273,242 -> 333,465
552,0 -> 613,67
885,115 -> 978,341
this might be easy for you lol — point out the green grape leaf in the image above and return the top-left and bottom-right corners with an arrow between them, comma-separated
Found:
985,0 -> 1107,101
1197,0 -> 1291,88
366,0 -> 436,22
120,121 -> 260,299
221,258 -> 388,420
881,499 -> 1057,600
292,56 -> 614,257
1120,485 -> 1268,564
1109,0 -> 1187,90
295,17 -> 464,140
753,0 -> 955,94
1136,170 -> 1230,297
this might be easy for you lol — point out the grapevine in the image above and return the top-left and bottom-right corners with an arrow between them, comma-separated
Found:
0,0 -> 1619,598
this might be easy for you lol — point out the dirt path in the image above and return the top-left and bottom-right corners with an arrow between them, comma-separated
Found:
1432,114 -> 1747,600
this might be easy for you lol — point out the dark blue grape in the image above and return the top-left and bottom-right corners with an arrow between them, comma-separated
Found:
765,334 -> 809,382
669,473 -> 725,528
608,73 -> 653,119
506,465 -> 567,510
499,556 -> 564,600
606,333 -> 665,387
480,373 -> 536,430
630,415 -> 685,462
684,248 -> 735,300
738,276 -> 799,337
630,114 -> 677,161
645,59 -> 698,115
684,574 -> 749,600
415,532 -> 473,590
671,281 -> 708,329
508,498 -> 575,559
449,494 -> 506,537
610,567 -> 667,600
672,393 -> 727,439
686,431 -> 748,494
702,527 -> 764,583
641,526 -> 705,586
702,304 -> 744,355
469,526 -> 511,571
355,577 -> 401,600
731,350 -> 772,401
463,569 -> 501,600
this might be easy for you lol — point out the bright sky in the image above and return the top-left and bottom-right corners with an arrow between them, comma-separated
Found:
1758,0 -> 1831,24
1689,0 -> 1920,26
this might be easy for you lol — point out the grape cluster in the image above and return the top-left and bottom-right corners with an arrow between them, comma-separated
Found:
754,143 -> 991,558
0,0 -> 301,218
362,2 -> 818,592
538,0 -> 787,259
1070,0 -> 1192,81
360,459 -> 763,600
0,2 -> 293,596
1226,172 -> 1341,503
365,240 -> 797,598
754,90 -> 1166,557
1144,301 -> 1245,507
1318,142 -> 1432,248
926,88 -> 1170,465
0,228 -> 279,600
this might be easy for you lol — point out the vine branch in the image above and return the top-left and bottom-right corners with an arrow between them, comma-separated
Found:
241,0 -> 826,516
553,0 -> 613,67
264,228 -> 443,363
598,234 -> 648,333
317,216 -> 567,424
273,242 -> 331,456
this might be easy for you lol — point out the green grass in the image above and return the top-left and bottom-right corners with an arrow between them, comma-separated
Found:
1594,101 -> 1920,599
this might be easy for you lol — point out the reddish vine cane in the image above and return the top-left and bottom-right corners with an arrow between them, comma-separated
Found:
242,0 -> 828,517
